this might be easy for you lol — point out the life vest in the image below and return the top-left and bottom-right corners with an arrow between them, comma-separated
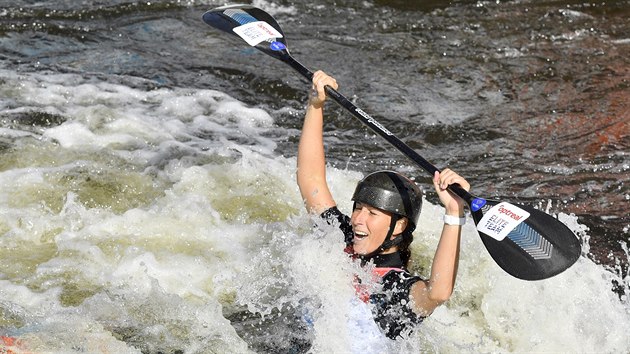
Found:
354,267 -> 403,303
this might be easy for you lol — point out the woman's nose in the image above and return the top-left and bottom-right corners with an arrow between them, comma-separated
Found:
353,208 -> 368,223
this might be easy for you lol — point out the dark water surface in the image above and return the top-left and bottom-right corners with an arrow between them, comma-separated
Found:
0,0 -> 628,351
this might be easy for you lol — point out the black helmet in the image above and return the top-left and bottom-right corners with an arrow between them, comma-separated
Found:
351,171 -> 422,232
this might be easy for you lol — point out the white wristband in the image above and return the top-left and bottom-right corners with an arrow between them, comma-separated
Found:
444,214 -> 466,226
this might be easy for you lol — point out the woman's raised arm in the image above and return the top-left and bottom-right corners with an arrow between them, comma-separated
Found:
410,169 -> 469,316
296,71 -> 339,214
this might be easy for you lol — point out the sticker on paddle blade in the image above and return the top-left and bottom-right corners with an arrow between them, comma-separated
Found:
476,202 -> 530,241
233,21 -> 283,46
270,41 -> 286,51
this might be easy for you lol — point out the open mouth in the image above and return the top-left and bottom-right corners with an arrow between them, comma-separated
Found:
354,231 -> 368,240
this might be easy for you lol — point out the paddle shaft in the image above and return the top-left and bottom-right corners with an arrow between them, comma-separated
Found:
281,53 -> 474,205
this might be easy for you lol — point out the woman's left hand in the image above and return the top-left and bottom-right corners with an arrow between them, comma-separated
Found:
433,169 -> 470,215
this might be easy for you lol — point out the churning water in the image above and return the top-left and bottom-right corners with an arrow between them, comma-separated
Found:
0,0 -> 628,352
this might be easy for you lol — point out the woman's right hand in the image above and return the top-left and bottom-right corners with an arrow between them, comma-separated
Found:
309,70 -> 338,108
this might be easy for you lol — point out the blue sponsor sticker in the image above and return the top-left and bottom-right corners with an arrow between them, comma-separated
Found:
270,41 -> 286,51
471,198 -> 487,212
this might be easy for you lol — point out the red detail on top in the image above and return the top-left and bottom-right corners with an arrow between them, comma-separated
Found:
345,245 -> 404,302
353,267 -> 403,303
0,336 -> 27,354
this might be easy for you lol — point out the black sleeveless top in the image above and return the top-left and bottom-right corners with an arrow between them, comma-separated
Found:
321,207 -> 425,339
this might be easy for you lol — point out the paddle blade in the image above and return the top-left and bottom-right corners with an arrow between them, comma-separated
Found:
202,5 -> 289,60
469,199 -> 582,280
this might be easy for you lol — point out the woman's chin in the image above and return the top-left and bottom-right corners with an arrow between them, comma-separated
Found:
353,246 -> 375,256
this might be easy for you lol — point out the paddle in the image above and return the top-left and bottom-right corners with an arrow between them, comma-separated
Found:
201,5 -> 582,280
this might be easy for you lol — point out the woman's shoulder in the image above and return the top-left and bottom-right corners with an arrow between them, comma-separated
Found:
320,206 -> 353,245
320,206 -> 348,222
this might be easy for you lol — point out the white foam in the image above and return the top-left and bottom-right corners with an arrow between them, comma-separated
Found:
0,70 -> 627,352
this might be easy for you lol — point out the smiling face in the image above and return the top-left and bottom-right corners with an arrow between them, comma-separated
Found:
351,202 -> 407,255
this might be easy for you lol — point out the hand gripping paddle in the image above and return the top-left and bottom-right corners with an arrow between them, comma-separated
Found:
202,5 -> 582,280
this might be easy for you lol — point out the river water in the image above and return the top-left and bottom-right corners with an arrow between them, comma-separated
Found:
0,0 -> 628,353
